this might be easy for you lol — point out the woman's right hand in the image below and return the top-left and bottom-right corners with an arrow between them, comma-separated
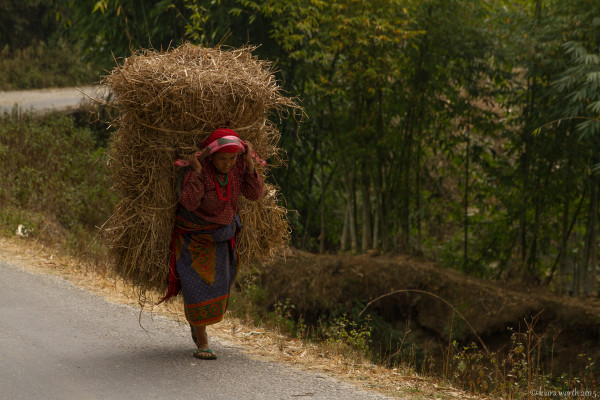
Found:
189,147 -> 210,174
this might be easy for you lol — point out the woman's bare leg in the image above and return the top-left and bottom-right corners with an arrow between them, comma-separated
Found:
194,326 -> 215,357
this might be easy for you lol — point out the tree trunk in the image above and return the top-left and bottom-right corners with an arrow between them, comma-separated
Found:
373,86 -> 384,251
519,135 -> 532,265
361,168 -> 373,252
415,137 -> 422,252
372,198 -> 380,251
401,127 -> 413,250
582,173 -> 599,296
547,186 -> 585,290
319,171 -> 326,254
340,200 -> 350,252
373,164 -> 384,251
518,0 -> 542,268
524,174 -> 543,276
300,207 -> 313,250
463,124 -> 470,272
557,187 -> 571,294
299,138 -> 317,250
382,170 -> 392,252
348,171 -> 358,253
381,188 -> 390,252
557,155 -> 574,293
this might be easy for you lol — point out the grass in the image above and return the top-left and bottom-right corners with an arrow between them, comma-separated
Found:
441,316 -> 598,399
0,39 -> 99,90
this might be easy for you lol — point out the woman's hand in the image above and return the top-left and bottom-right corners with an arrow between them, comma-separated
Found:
243,141 -> 256,174
189,147 -> 210,174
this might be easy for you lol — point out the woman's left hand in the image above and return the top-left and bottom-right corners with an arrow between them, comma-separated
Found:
243,141 -> 256,174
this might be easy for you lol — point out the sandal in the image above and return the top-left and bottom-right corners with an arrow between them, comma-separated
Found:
193,348 -> 217,360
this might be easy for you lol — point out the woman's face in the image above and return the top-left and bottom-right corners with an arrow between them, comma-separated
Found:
211,152 -> 238,174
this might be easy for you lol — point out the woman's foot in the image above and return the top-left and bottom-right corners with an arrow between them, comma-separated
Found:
193,348 -> 217,360
192,325 -> 217,359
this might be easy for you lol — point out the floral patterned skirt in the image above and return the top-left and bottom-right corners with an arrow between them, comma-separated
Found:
171,213 -> 240,327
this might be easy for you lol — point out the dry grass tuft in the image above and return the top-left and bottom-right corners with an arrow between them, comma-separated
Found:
99,43 -> 301,297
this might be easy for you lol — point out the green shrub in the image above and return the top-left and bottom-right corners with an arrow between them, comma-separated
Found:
318,313 -> 372,355
0,112 -> 115,236
0,39 -> 99,90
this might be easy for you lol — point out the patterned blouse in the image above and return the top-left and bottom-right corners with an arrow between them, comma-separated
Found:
180,157 -> 263,225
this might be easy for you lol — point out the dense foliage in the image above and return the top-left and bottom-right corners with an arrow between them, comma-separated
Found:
0,0 -> 98,89
3,0 -> 599,297
0,112 -> 114,231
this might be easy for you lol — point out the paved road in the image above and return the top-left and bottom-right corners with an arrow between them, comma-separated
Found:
0,86 -> 105,114
0,261 -> 392,400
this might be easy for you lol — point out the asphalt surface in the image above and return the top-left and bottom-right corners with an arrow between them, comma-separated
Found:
0,86 -> 105,114
0,261 -> 392,400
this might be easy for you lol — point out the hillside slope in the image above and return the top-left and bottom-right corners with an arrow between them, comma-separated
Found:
257,250 -> 600,375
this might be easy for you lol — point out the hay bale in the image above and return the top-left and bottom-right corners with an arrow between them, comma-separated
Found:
100,43 -> 300,295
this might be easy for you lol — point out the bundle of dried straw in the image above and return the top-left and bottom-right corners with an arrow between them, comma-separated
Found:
100,43 -> 300,295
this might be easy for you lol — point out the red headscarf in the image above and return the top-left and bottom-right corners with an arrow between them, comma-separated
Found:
202,128 -> 242,153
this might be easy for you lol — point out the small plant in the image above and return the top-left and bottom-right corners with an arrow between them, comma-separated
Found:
271,298 -> 297,334
448,341 -> 492,393
318,313 -> 372,355
244,281 -> 269,307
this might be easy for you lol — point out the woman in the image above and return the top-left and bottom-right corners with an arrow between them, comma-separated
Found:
161,128 -> 263,360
